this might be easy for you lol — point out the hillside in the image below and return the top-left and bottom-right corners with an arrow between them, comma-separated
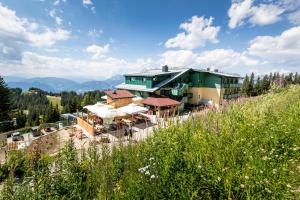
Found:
5,75 -> 124,92
47,96 -> 63,112
1,86 -> 300,199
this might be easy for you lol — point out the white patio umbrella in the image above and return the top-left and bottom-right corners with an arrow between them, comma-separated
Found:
84,104 -> 125,119
117,103 -> 148,115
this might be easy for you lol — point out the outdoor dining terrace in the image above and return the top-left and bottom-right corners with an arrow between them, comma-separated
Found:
76,102 -> 150,137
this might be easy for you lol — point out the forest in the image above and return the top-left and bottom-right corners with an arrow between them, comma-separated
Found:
0,76 -> 104,132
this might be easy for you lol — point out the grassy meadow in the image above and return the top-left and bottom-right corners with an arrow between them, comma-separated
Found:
47,95 -> 63,112
1,86 -> 300,199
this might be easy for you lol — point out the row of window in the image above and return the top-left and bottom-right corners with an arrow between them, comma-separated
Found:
129,77 -> 147,82
222,78 -> 238,84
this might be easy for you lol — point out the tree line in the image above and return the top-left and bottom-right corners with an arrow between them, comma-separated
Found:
0,75 -> 105,132
241,72 -> 300,97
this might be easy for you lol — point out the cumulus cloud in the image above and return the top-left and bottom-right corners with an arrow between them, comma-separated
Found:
0,4 -> 70,47
288,10 -> 300,25
1,51 -> 154,79
165,16 -> 220,50
248,26 -> 300,66
228,0 -> 253,29
85,44 -> 110,59
162,26 -> 300,75
83,0 -> 93,6
49,9 -> 63,26
161,49 -> 259,70
249,4 -> 284,26
228,0 -> 290,28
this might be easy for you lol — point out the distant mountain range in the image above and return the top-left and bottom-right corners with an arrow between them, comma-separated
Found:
4,75 -> 124,93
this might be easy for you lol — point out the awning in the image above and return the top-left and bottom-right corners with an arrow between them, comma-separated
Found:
84,104 -> 126,118
101,95 -> 108,100
117,103 -> 148,115
143,97 -> 180,107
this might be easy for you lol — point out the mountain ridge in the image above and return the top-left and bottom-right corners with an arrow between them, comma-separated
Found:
5,75 -> 124,93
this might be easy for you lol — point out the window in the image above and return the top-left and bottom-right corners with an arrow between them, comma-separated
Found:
143,77 -> 147,82
131,77 -> 136,81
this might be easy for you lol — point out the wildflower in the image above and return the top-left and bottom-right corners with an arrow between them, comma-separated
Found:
287,184 -> 292,188
149,157 -> 154,161
264,178 -> 269,184
272,169 -> 277,174
145,171 -> 150,175
138,165 -> 150,173
265,188 -> 271,193
217,177 -> 221,182
150,175 -> 155,179
262,156 -> 268,161
245,176 -> 249,180
240,184 -> 245,188
260,170 -> 263,174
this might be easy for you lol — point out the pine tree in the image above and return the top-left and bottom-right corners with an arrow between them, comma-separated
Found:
248,72 -> 255,96
0,76 -> 11,121
241,74 -> 250,96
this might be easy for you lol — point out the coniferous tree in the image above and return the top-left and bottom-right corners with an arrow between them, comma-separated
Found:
248,72 -> 255,96
241,75 -> 250,96
0,76 -> 11,121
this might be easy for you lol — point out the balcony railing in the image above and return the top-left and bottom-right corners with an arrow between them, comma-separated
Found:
171,83 -> 189,96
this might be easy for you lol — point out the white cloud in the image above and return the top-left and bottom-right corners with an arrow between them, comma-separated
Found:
91,6 -> 96,14
249,4 -> 284,26
165,16 -> 220,50
248,26 -> 300,66
83,0 -> 93,6
55,16 -> 63,25
0,4 -> 70,47
87,29 -> 103,37
1,51 -> 154,79
228,0 -> 253,29
85,44 -> 110,59
49,9 -> 63,26
228,0 -> 292,28
53,0 -> 67,6
27,29 -> 70,47
161,49 -> 259,70
288,10 -> 300,25
49,9 -> 56,18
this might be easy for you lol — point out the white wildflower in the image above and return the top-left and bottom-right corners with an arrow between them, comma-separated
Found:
265,188 -> 271,193
240,184 -> 245,188
150,175 -> 155,179
262,156 -> 268,161
245,176 -> 249,180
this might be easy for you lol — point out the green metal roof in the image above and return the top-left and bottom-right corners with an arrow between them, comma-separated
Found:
123,69 -> 184,77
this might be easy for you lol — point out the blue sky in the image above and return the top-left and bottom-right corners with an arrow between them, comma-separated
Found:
0,0 -> 300,80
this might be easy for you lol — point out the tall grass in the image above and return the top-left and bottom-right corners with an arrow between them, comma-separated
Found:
1,86 -> 300,199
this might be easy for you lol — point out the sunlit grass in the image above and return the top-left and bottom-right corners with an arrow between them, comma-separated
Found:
1,85 -> 300,199
47,95 -> 63,112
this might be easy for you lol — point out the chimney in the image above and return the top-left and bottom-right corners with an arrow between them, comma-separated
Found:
113,89 -> 117,94
162,65 -> 169,72
206,67 -> 210,71
214,69 -> 219,72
